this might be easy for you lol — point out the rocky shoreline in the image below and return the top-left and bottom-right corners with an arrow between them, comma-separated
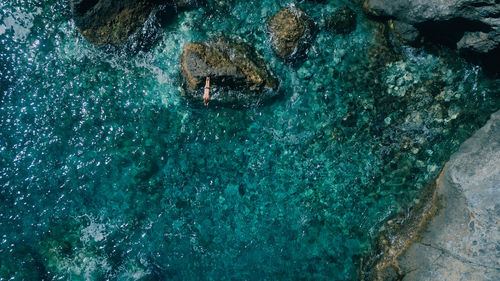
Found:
361,110 -> 500,281
363,0 -> 500,73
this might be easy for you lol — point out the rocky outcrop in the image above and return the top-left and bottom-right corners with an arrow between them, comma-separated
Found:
267,6 -> 316,61
326,6 -> 357,35
361,110 -> 500,281
363,0 -> 500,71
388,20 -> 421,46
71,0 -> 157,45
179,38 -> 279,107
71,0 -> 200,45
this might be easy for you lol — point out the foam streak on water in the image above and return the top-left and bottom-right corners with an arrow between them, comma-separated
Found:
0,0 -> 499,280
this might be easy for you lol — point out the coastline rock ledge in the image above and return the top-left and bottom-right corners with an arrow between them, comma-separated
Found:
400,110 -> 500,280
362,109 -> 500,281
180,39 -> 279,107
363,0 -> 500,71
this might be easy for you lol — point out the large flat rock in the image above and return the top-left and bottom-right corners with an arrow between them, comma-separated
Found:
399,110 -> 500,280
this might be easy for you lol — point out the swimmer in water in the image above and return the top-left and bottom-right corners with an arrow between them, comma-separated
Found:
204,77 -> 210,106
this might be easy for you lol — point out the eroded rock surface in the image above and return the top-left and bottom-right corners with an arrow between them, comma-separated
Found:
267,5 -> 316,61
361,110 -> 500,281
363,0 -> 500,71
388,20 -> 421,46
399,110 -> 500,281
71,0 -> 200,45
180,38 -> 279,107
71,0 -> 157,45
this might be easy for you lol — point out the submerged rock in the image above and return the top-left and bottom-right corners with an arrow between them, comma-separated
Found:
363,0 -> 500,71
326,6 -> 357,35
267,6 -> 316,61
0,246 -> 44,280
39,218 -> 111,280
71,0 -> 200,45
179,38 -> 279,107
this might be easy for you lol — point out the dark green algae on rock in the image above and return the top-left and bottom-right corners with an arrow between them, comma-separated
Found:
180,38 -> 279,107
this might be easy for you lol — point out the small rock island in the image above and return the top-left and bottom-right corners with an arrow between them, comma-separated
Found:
267,6 -> 316,61
180,38 -> 279,107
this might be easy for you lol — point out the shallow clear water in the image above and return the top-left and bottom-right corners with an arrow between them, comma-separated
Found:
0,0 -> 499,280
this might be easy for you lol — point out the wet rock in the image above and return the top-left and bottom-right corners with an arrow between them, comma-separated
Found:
326,6 -> 357,35
71,0 -> 157,45
71,0 -> 200,45
363,0 -> 500,71
367,22 -> 401,69
179,38 -> 279,107
389,20 -> 421,46
378,265 -> 400,281
457,31 -> 500,54
267,5 -> 316,61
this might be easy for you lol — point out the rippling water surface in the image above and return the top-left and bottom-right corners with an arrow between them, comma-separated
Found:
1,0 -> 499,280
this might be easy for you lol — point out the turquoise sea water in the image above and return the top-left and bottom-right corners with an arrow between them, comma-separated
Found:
0,0 -> 499,280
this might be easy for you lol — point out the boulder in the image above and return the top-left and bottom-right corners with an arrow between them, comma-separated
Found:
457,31 -> 500,54
179,38 -> 279,107
363,0 -> 500,71
71,0 -> 200,45
71,0 -> 157,45
267,6 -> 316,61
389,20 -> 421,46
326,6 -> 357,35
